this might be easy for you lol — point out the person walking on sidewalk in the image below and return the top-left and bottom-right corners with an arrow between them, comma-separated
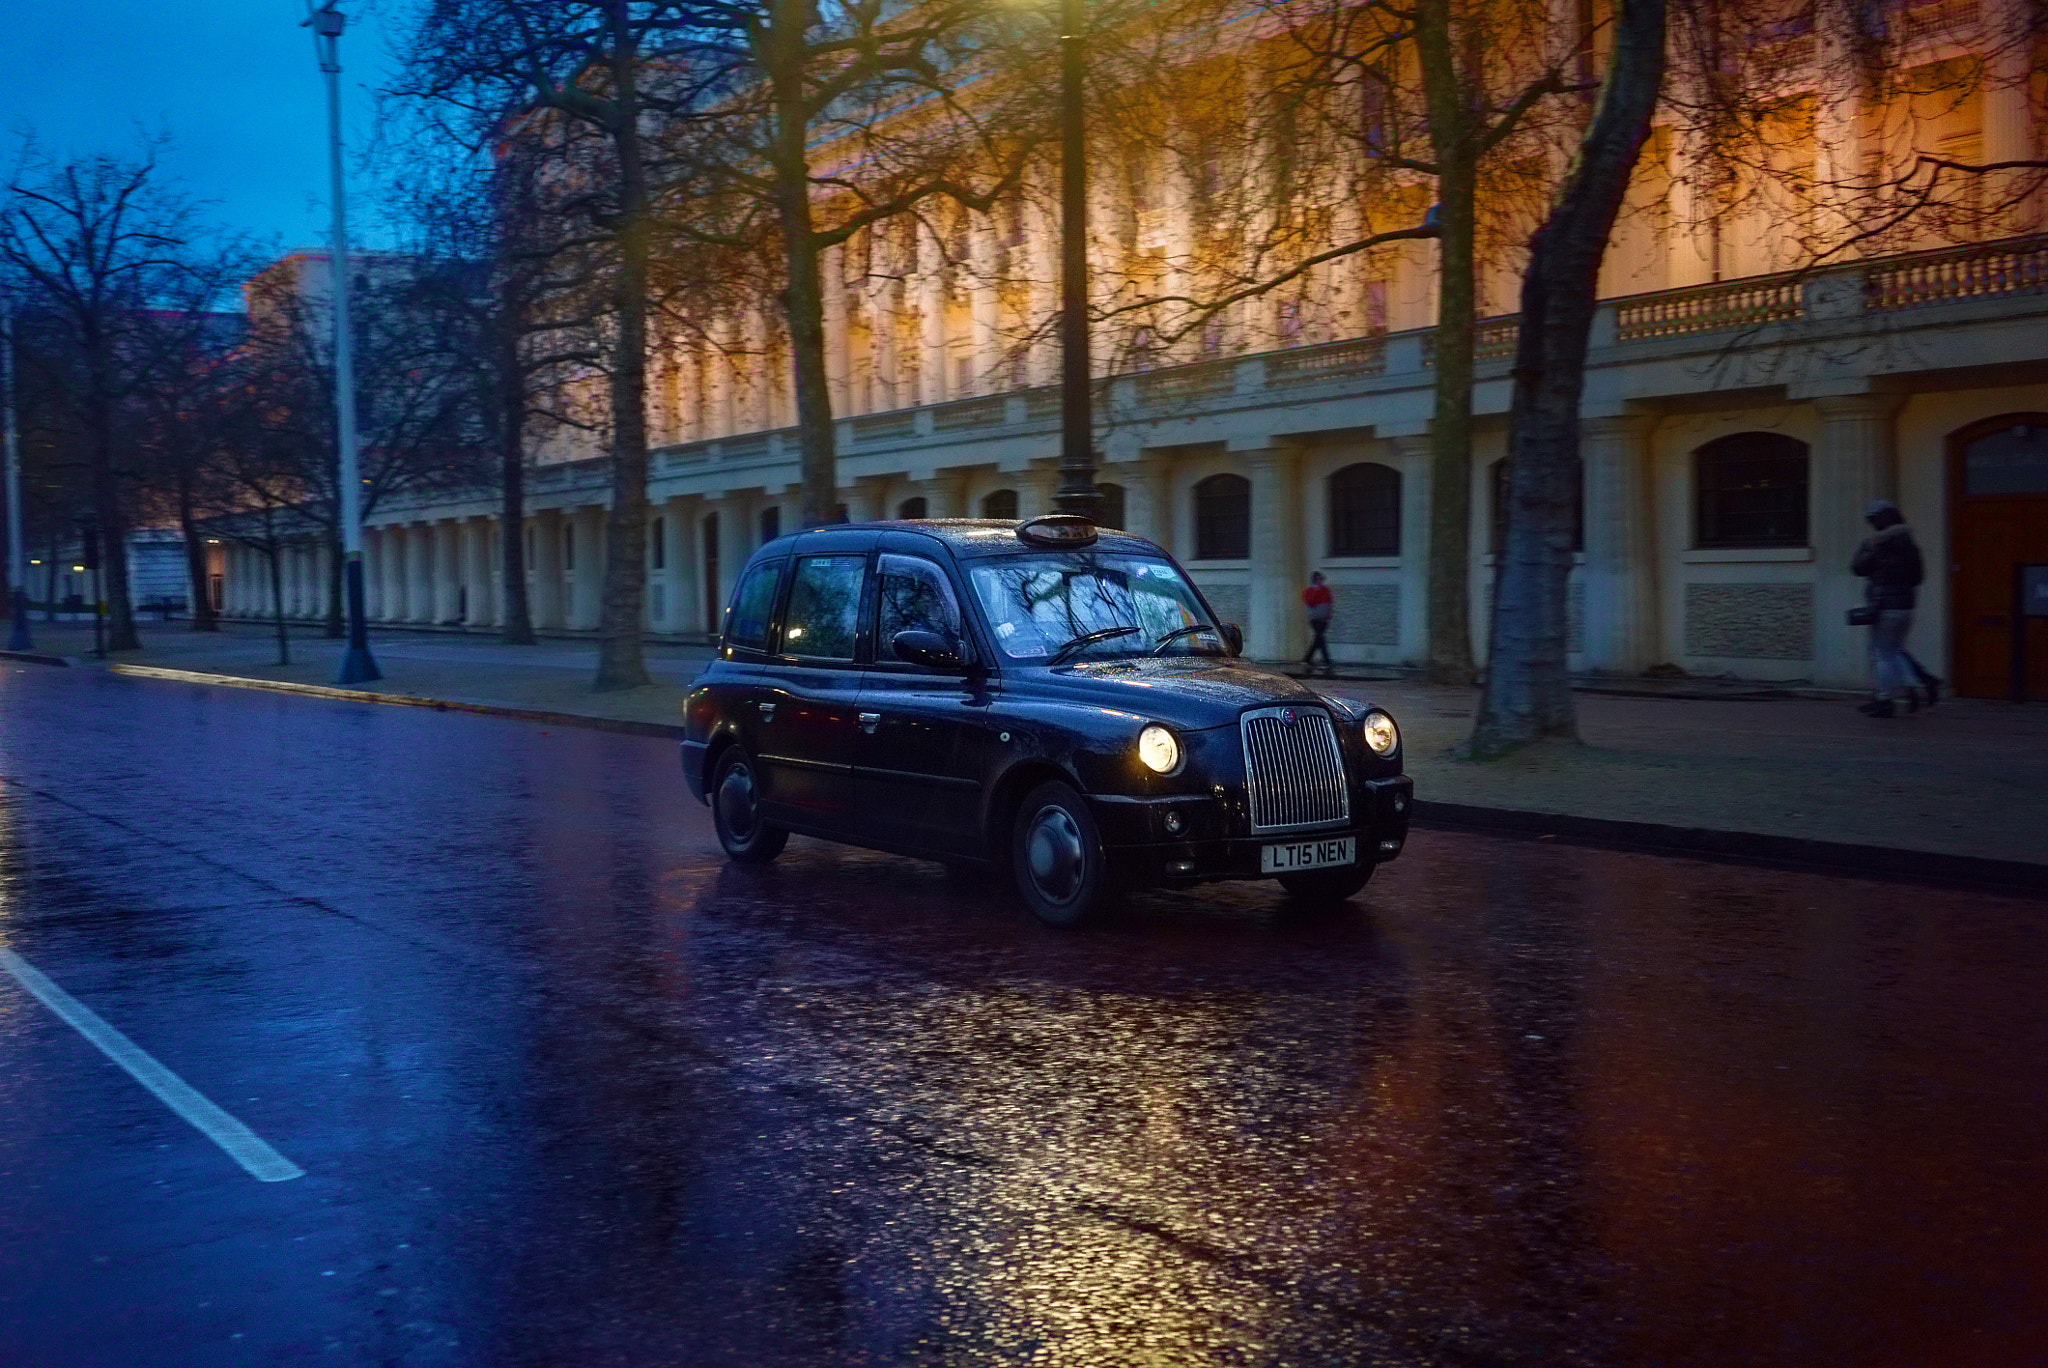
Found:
1852,500 -> 1928,717
1302,572 -> 1334,677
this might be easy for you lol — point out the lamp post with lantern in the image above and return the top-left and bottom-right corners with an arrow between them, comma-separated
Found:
1051,0 -> 1100,523
304,0 -> 381,683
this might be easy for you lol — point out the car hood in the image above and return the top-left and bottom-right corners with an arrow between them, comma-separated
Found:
1022,655 -> 1326,729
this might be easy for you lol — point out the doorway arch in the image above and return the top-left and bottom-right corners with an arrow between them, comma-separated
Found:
1948,413 -> 2048,698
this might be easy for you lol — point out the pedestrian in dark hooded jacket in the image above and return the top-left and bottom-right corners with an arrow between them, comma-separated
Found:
1851,500 -> 1926,717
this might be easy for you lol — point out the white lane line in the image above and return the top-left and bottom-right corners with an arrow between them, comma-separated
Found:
0,947 -> 304,1183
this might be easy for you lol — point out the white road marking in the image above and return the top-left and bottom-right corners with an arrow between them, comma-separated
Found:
0,947 -> 304,1182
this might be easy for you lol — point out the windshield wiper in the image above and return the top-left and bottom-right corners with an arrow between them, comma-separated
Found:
1150,623 -> 1217,655
1046,625 -> 1140,666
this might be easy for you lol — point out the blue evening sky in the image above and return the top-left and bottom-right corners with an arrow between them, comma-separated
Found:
0,0 -> 409,256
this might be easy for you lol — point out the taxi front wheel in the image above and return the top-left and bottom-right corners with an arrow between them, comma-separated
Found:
712,749 -> 789,864
1277,863 -> 1374,908
1011,781 -> 1109,928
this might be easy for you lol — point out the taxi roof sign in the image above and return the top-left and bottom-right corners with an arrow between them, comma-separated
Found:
1016,513 -> 1098,549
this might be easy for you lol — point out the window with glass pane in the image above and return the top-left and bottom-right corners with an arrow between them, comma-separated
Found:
723,557 -> 782,650
969,554 -> 1217,661
1328,463 -> 1400,556
1194,474 -> 1250,559
1096,482 -> 1126,531
781,555 -> 867,659
877,555 -> 965,660
1695,433 -> 1809,547
1963,421 -> 2048,495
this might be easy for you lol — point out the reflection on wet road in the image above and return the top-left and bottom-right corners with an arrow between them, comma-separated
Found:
1,668 -> 2042,1366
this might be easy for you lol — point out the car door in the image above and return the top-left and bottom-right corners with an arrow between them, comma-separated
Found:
855,552 -> 993,856
755,551 -> 871,832
710,551 -> 788,786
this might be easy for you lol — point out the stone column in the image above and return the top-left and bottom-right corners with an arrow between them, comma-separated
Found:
1019,463 -> 1060,519
361,530 -> 381,620
1580,415 -> 1661,675
410,523 -> 437,623
924,470 -> 969,518
1389,434 -> 1435,665
530,510 -> 564,631
1984,0 -> 2039,231
838,479 -> 882,524
822,246 -> 850,414
433,521 -> 462,623
918,221 -> 949,406
570,507 -> 606,631
1121,454 -> 1174,551
459,519 -> 488,627
657,496 -> 692,634
969,219 -> 999,396
378,529 -> 403,623
1243,444 -> 1306,662
1811,394 -> 1902,688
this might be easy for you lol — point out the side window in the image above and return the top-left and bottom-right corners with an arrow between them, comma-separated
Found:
724,557 -> 784,651
876,554 -> 966,661
781,555 -> 869,660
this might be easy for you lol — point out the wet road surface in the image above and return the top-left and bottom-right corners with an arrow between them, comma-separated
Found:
1,666 -> 2043,1367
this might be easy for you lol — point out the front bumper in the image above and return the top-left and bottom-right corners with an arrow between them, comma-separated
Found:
1092,775 -> 1413,883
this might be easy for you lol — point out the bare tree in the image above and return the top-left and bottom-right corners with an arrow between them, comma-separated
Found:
1472,0 -> 1668,757
0,142 -> 237,651
398,0 -> 729,691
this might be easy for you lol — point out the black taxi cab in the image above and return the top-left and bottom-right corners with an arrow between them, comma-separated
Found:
680,515 -> 1413,925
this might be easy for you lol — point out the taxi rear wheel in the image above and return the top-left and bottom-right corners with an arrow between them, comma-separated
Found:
712,749 -> 788,864
1277,863 -> 1374,908
1011,781 -> 1108,927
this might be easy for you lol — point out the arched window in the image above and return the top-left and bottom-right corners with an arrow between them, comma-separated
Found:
981,488 -> 1019,519
1490,458 -> 1585,554
1194,473 -> 1250,560
1328,462 -> 1400,557
1096,482 -> 1126,531
1695,433 -> 1809,547
897,496 -> 928,519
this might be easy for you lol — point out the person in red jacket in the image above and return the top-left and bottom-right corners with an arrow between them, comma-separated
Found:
1302,571 -> 1334,676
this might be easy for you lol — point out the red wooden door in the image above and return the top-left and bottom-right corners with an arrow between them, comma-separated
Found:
1949,416 -> 2048,699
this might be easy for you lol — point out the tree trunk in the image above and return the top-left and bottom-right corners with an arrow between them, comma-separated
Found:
1416,0 -> 1478,687
175,475 -> 218,631
1470,0 -> 1667,759
593,4 -> 653,692
498,341 -> 536,646
765,1 -> 839,529
267,543 -> 290,666
89,402 -> 140,652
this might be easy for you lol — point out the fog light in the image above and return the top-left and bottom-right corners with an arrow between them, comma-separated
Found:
1163,809 -> 1185,836
1378,838 -> 1402,854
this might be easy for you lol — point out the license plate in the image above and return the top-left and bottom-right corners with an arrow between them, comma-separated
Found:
1260,836 -> 1356,873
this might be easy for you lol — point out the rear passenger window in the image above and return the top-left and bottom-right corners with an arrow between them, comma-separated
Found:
724,557 -> 783,651
781,555 -> 868,660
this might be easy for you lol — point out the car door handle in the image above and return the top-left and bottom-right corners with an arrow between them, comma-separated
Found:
858,711 -> 881,733
758,702 -> 776,721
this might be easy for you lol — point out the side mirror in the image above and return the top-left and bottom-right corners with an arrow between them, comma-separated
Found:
1220,622 -> 1244,657
891,628 -> 968,671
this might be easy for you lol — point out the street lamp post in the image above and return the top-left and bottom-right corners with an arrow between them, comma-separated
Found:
3,298 -> 29,651
1052,0 -> 1100,522
306,1 -> 380,684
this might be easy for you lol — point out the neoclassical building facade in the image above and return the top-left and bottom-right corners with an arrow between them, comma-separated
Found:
217,4 -> 2048,699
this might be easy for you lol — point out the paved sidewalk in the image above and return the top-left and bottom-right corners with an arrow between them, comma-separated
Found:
11,619 -> 2045,870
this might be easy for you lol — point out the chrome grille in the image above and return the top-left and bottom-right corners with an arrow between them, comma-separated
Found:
1240,706 -> 1351,833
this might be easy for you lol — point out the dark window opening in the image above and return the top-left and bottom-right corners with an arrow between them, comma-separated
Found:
650,516 -> 665,571
1096,482 -> 1126,532
758,505 -> 781,544
897,496 -> 928,519
1695,433 -> 1809,547
1194,473 -> 1250,560
981,488 -> 1019,520
1328,462 -> 1401,557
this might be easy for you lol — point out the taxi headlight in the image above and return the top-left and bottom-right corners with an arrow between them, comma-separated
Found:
1361,710 -> 1399,757
1137,724 -> 1181,774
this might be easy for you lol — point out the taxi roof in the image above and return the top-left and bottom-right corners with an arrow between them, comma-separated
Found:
760,519 -> 1169,561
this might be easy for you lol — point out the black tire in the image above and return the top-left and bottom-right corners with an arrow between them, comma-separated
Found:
1278,862 -> 1374,908
1011,781 -> 1110,927
711,748 -> 789,864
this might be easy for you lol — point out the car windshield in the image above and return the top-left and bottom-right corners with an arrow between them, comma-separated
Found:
968,553 -> 1224,662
